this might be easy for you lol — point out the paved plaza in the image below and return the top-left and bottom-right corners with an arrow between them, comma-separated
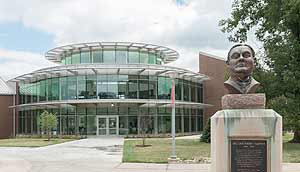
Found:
0,137 -> 299,172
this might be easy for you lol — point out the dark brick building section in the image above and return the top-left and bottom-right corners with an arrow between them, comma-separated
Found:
0,95 -> 13,138
199,52 -> 227,123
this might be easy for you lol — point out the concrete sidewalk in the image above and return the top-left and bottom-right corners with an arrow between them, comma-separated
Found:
0,137 -> 300,172
116,163 -> 300,172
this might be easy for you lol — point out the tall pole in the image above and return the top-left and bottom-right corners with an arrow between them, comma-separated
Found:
170,77 -> 177,159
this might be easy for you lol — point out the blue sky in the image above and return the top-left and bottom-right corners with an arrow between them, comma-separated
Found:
0,22 -> 54,53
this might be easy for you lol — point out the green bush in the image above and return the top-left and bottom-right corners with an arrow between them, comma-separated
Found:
200,118 -> 211,143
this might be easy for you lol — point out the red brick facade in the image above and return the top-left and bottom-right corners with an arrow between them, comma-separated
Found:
0,95 -> 13,138
199,52 -> 228,123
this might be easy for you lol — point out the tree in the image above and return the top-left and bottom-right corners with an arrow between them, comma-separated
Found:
219,0 -> 300,142
138,115 -> 153,147
200,118 -> 211,143
38,110 -> 58,141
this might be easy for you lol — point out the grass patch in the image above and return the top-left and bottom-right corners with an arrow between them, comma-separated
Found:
0,138 -> 77,147
283,132 -> 300,163
123,133 -> 300,163
123,139 -> 210,163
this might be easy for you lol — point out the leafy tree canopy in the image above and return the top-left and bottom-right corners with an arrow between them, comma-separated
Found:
220,0 -> 300,142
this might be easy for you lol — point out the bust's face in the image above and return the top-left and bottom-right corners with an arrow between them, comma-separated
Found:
228,45 -> 254,76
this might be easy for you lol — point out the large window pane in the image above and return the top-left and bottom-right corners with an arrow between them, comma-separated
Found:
86,75 -> 97,99
119,116 -> 128,135
191,83 -> 196,102
118,75 -> 128,99
128,116 -> 137,134
149,76 -> 157,99
107,75 -> 118,99
92,50 -> 103,63
158,77 -> 171,99
52,78 -> 59,101
66,56 -> 72,64
103,50 -> 115,64
175,79 -> 182,100
47,79 -> 52,101
116,50 -> 127,64
97,75 -> 108,99
139,77 -> 149,99
140,52 -> 149,64
81,51 -> 91,63
197,85 -> 203,103
71,53 -> 80,64
149,53 -> 156,64
78,76 -> 86,99
60,77 -> 68,100
67,76 -> 77,100
87,116 -> 96,135
128,76 -> 138,98
128,51 -> 139,63
183,81 -> 190,101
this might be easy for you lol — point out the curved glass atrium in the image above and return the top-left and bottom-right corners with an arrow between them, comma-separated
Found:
13,42 -> 209,136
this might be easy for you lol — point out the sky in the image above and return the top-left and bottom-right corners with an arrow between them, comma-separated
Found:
0,0 -> 259,81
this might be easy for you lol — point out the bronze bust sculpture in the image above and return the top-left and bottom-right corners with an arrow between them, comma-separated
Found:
224,44 -> 260,94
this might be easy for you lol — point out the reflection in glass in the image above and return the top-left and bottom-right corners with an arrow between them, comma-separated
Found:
140,52 -> 149,64
103,50 -> 115,64
128,51 -> 139,63
92,50 -> 103,63
81,51 -> 91,63
116,50 -> 127,64
72,53 -> 80,64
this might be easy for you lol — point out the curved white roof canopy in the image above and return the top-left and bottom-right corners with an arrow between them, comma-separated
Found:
45,42 -> 179,64
11,64 -> 209,83
11,99 -> 212,110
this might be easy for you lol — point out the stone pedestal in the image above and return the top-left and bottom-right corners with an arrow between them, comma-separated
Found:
211,94 -> 282,172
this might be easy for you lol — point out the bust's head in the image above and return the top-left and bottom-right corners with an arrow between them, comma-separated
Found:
226,44 -> 255,78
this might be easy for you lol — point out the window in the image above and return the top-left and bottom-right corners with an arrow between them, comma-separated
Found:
66,56 -> 72,64
128,51 -> 139,63
71,53 -> 80,64
128,75 -> 138,98
149,53 -> 157,64
139,76 -> 149,99
67,76 -> 77,100
140,52 -> 149,64
86,75 -> 97,99
60,77 -> 68,100
92,50 -> 103,63
116,50 -> 127,64
51,78 -> 59,101
103,50 -> 115,64
97,75 -> 108,99
107,75 -> 118,99
149,76 -> 157,99
77,76 -> 86,99
81,51 -> 91,63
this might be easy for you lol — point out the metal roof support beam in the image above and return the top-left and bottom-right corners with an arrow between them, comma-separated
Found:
155,70 -> 169,76
137,69 -> 146,75
67,69 -> 77,75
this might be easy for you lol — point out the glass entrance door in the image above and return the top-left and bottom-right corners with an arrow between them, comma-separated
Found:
97,116 -> 119,135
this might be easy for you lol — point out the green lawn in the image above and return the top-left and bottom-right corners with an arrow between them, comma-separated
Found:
123,139 -> 210,163
123,134 -> 300,163
0,138 -> 76,147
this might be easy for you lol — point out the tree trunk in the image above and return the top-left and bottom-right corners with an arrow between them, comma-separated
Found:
290,130 -> 300,143
47,129 -> 51,141
142,136 -> 146,146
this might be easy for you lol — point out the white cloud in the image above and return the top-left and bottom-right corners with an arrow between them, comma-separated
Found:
0,0 -> 234,78
0,49 -> 54,81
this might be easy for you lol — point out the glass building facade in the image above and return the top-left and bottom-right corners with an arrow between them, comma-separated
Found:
14,42 -> 209,136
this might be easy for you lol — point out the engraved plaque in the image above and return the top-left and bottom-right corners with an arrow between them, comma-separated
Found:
231,140 -> 267,172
